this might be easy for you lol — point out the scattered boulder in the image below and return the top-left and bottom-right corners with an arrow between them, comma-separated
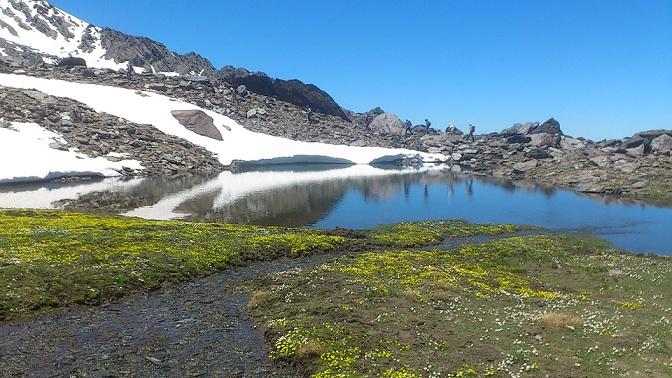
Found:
530,118 -> 562,135
622,135 -> 649,149
560,137 -> 585,150
513,160 -> 538,172
246,107 -> 267,118
589,156 -> 610,168
626,144 -> 646,157
529,133 -> 560,148
171,110 -> 223,141
501,122 -> 539,135
651,134 -> 672,155
57,57 -> 87,67
506,135 -> 532,144
368,113 -> 406,136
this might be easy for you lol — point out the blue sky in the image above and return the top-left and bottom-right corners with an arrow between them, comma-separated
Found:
51,0 -> 671,140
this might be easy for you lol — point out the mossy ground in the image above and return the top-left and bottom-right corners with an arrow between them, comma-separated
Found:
0,210 -> 515,320
247,235 -> 672,377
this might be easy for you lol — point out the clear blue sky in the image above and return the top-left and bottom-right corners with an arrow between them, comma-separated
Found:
51,0 -> 671,140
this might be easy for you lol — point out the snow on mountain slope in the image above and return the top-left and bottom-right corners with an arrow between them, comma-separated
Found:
0,0 -> 130,69
0,121 -> 142,183
0,0 -> 213,74
0,73 -> 444,170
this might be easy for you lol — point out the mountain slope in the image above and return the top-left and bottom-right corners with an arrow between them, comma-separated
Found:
0,72 -> 443,183
0,0 -> 213,74
0,0 -> 352,118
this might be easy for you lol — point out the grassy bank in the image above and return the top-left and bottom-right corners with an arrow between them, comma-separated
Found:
247,235 -> 672,377
0,210 -> 516,320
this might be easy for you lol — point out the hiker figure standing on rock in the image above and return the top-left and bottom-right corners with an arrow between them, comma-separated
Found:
465,124 -> 476,142
424,119 -> 432,134
229,87 -> 237,105
365,114 -> 373,130
126,61 -> 133,81
404,120 -> 413,135
306,107 -> 313,123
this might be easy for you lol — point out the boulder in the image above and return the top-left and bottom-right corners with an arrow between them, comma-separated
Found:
421,133 -> 459,147
560,137 -> 585,150
529,133 -> 560,148
526,149 -> 553,160
589,156 -> 610,168
530,118 -> 562,135
57,57 -> 87,67
246,108 -> 267,118
622,135 -> 650,150
506,135 -> 532,144
369,113 -> 406,136
501,122 -> 539,135
625,144 -> 645,157
513,160 -> 538,172
171,110 -> 223,141
651,134 -> 672,155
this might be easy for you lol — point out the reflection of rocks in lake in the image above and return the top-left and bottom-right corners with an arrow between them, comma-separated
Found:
183,180 -> 347,226
187,169 -> 450,226
58,175 -> 216,214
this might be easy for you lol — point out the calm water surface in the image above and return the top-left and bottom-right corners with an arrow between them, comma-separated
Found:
0,164 -> 670,254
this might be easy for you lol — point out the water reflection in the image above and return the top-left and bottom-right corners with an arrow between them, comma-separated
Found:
0,164 -> 670,254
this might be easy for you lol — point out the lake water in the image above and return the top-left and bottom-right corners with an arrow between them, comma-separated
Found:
1,164 -> 670,255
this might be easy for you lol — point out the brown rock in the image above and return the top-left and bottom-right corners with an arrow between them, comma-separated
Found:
171,110 -> 223,141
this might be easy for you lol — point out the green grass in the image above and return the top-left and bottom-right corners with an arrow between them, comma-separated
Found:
0,209 -> 347,320
0,209 -> 518,320
247,235 -> 672,377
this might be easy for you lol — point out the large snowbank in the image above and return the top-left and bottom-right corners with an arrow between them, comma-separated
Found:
0,74 -> 446,167
0,121 -> 142,183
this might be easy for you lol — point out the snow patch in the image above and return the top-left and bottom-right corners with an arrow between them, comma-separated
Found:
0,121 -> 143,184
0,74 -> 446,166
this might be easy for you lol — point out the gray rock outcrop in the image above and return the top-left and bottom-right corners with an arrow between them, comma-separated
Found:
369,113 -> 406,136
651,134 -> 672,155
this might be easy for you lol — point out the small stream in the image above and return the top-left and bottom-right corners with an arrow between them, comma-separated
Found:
0,164 -> 670,254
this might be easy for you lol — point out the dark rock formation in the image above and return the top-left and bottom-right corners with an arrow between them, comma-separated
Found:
218,66 -> 349,121
530,118 -> 563,135
57,57 -> 86,67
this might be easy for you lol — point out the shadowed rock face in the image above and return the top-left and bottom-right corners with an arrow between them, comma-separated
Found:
57,57 -> 86,67
218,66 -> 349,121
171,110 -> 223,141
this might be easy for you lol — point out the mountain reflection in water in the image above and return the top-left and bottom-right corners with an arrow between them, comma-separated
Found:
0,164 -> 670,254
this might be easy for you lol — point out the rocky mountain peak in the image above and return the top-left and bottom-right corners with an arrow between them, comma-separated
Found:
0,0 -> 214,74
